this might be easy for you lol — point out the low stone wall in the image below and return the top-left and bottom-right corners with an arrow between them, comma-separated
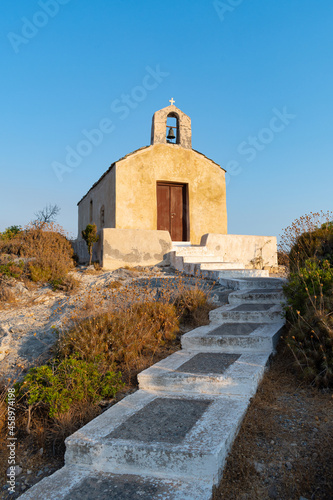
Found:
100,228 -> 172,270
200,234 -> 278,268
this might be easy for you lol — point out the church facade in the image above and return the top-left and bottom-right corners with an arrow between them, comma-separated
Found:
77,103 -> 227,246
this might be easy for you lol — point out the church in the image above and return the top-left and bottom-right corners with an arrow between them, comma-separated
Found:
76,101 -> 277,271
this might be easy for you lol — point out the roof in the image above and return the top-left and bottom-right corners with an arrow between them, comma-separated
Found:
77,144 -> 225,205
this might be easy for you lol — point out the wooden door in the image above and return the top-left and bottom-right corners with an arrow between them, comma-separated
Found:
157,183 -> 188,241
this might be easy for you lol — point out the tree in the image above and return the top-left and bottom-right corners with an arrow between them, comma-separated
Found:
34,204 -> 61,225
82,224 -> 99,266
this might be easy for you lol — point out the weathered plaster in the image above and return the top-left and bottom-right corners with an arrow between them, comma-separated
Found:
200,234 -> 277,267
101,228 -> 172,270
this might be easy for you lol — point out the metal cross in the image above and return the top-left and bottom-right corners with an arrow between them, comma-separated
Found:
169,97 -> 175,106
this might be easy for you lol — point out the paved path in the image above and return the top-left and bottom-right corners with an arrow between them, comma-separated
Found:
20,276 -> 285,500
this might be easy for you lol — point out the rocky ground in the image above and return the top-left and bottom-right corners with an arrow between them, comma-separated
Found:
0,265 -> 226,384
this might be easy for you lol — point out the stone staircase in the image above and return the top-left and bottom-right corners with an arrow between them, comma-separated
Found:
169,244 -> 270,278
20,275 -> 285,500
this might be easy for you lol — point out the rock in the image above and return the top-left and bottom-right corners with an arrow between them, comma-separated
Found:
254,461 -> 265,474
38,447 -> 43,456
36,470 -> 43,477
285,461 -> 292,470
27,470 -> 32,475
6,465 -> 23,476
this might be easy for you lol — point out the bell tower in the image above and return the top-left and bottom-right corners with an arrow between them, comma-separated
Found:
150,99 -> 192,149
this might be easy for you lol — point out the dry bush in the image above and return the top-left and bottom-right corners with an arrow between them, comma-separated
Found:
51,274 -> 80,293
20,222 -> 74,284
279,211 -> 333,265
173,287 -> 215,327
57,300 -> 179,376
0,280 -> 15,304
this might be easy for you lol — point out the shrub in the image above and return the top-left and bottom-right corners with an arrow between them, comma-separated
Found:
0,260 -> 24,279
282,214 -> 333,387
21,223 -> 74,284
289,223 -> 333,271
0,281 -> 15,303
0,225 -> 22,240
283,260 -> 333,316
284,293 -> 333,388
17,357 -> 124,423
82,224 -> 99,266
174,287 -> 215,326
57,300 -> 179,373
279,211 -> 333,272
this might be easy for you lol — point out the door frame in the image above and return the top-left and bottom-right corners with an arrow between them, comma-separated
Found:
156,181 -> 189,241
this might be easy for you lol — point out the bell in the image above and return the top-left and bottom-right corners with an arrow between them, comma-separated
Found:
167,127 -> 176,140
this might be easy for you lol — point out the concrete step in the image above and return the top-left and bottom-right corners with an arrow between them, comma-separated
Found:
217,277 -> 286,290
228,288 -> 285,305
201,269 -> 270,280
19,465 -> 213,500
64,390 -> 249,485
138,350 -> 271,398
183,256 -> 225,264
209,303 -> 283,324
181,321 -> 284,353
200,262 -> 245,271
172,246 -> 211,257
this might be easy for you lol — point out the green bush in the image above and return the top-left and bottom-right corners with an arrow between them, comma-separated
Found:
0,260 -> 24,279
17,357 -> 124,420
283,259 -> 333,316
0,225 -> 22,240
289,222 -> 333,271
283,246 -> 333,387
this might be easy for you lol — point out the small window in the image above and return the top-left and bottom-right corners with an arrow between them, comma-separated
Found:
100,206 -> 105,228
89,200 -> 93,223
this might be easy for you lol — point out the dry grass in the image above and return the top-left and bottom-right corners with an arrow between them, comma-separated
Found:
105,280 -> 123,289
213,342 -> 333,500
57,300 -> 179,380
0,280 -> 16,305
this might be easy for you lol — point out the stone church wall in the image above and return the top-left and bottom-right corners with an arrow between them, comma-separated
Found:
115,144 -> 227,244
78,166 -> 115,236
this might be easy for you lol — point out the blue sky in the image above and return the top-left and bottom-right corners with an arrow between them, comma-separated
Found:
1,0 -> 332,240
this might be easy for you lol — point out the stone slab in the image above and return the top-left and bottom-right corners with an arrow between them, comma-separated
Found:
209,323 -> 263,336
229,303 -> 275,312
138,350 -> 270,397
19,466 -> 213,500
108,398 -> 212,444
64,390 -> 249,484
181,321 -> 285,353
176,352 -> 241,374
